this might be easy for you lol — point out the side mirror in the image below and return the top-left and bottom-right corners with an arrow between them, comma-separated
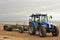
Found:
49,15 -> 52,19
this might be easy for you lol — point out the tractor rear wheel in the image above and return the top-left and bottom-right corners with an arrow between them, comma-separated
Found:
39,27 -> 46,37
28,23 -> 36,35
4,25 -> 12,31
52,26 -> 59,36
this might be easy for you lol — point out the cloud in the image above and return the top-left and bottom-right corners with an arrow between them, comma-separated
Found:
0,0 -> 60,21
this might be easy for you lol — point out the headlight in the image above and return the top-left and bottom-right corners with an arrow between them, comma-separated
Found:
51,25 -> 54,28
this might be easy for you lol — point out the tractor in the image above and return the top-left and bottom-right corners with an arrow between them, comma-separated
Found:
28,14 -> 59,37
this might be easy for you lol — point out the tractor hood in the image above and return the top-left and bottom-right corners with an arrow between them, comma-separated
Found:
42,21 -> 52,25
42,21 -> 54,28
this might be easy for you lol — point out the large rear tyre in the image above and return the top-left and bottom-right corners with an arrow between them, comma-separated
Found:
52,26 -> 59,36
19,27 -> 24,33
28,23 -> 36,35
39,27 -> 46,37
4,25 -> 12,31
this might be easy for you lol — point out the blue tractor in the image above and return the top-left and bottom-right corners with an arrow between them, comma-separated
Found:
28,14 -> 59,37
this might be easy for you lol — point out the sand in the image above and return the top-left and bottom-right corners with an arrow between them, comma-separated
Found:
0,23 -> 60,40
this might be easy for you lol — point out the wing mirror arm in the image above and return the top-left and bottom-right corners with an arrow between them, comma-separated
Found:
49,15 -> 52,19
50,15 -> 52,19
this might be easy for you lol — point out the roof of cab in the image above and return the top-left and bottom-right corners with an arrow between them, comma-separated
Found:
30,14 -> 47,17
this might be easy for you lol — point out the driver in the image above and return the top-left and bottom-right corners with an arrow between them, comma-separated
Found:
37,18 -> 40,23
37,18 -> 41,28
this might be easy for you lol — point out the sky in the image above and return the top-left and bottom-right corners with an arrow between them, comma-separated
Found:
0,0 -> 60,22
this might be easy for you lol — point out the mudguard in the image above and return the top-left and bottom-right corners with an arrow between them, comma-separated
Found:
41,21 -> 49,28
41,21 -> 54,29
29,21 -> 38,29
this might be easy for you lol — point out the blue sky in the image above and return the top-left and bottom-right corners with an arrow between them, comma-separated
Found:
0,0 -> 60,21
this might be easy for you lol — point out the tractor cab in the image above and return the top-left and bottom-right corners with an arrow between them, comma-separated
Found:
29,14 -> 48,23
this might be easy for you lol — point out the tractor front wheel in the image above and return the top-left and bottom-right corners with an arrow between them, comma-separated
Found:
39,27 -> 46,37
52,26 -> 59,36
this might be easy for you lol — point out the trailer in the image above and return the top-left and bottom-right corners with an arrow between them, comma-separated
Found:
3,24 -> 28,33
